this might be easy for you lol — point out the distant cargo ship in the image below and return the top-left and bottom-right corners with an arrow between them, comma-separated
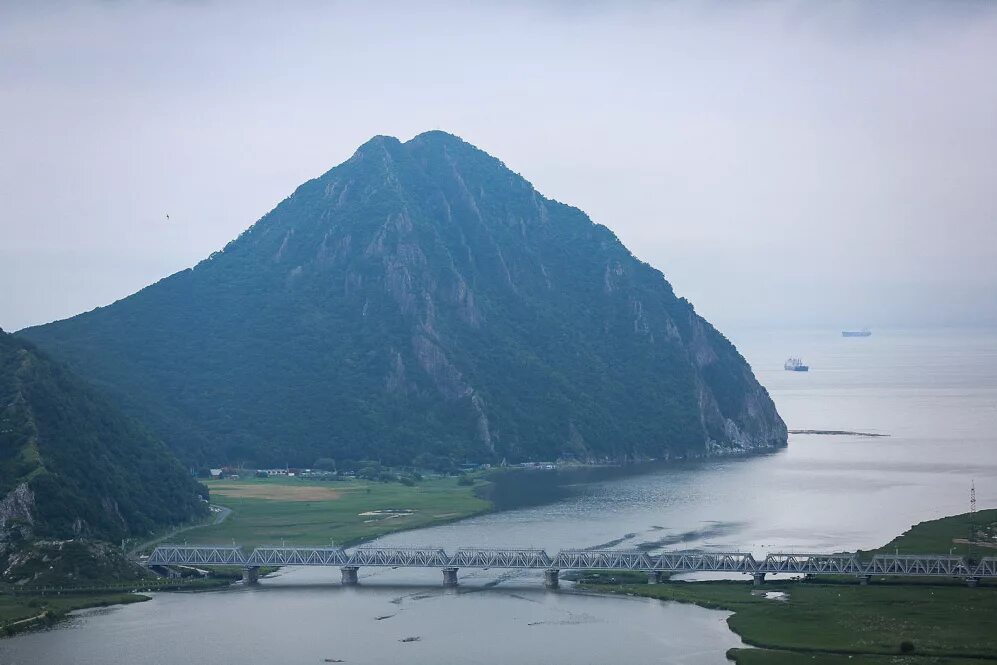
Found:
784,358 -> 809,372
841,329 -> 872,337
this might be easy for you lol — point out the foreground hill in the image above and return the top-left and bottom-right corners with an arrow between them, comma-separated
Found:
20,131 -> 786,466
0,330 -> 207,545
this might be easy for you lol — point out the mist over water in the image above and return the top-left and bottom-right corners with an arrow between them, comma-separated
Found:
3,328 -> 995,664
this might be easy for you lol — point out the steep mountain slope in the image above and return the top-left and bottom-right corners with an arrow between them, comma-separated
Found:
0,330 -> 207,543
20,131 -> 786,466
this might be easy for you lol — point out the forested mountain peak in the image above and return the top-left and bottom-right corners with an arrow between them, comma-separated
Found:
21,132 -> 786,467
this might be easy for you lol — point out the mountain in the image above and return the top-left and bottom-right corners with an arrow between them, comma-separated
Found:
0,330 -> 208,544
19,131 -> 786,467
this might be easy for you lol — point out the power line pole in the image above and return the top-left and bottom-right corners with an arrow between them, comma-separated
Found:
970,480 -> 977,541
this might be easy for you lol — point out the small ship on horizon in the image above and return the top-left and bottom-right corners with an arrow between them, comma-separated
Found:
841,329 -> 872,337
784,358 -> 809,372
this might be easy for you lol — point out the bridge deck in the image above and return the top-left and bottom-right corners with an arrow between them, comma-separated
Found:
148,545 -> 997,579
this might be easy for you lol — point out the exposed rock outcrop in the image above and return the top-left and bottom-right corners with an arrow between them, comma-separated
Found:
0,484 -> 35,542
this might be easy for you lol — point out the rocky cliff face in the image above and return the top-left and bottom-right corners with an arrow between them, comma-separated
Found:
21,132 -> 786,466
0,483 -> 35,543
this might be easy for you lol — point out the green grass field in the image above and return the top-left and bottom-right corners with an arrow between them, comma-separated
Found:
585,509 -> 997,664
732,652 -> 989,665
876,508 -> 997,557
603,581 -> 997,663
181,476 -> 491,548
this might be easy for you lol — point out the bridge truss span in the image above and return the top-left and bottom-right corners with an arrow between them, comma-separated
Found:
554,550 -> 652,571
347,547 -> 451,568
148,545 -> 246,567
247,546 -> 347,567
146,543 -> 997,588
450,548 -> 552,569
972,557 -> 997,578
760,553 -> 862,575
653,551 -> 756,573
864,554 -> 972,577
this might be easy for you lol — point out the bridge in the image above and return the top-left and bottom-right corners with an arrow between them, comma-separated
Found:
148,544 -> 997,588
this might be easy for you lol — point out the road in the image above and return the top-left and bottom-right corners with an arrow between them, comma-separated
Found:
128,505 -> 232,557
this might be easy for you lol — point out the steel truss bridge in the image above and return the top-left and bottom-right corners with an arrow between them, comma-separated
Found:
148,544 -> 997,588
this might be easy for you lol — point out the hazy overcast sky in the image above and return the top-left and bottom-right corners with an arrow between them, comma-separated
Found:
2,1 -> 995,333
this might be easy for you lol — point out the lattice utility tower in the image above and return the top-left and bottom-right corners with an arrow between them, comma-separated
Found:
970,480 -> 977,543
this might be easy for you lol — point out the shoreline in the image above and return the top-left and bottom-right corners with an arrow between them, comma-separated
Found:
580,508 -> 997,664
0,593 -> 151,638
0,477 -> 499,638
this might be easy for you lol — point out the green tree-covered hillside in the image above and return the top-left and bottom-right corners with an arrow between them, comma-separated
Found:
0,331 -> 207,542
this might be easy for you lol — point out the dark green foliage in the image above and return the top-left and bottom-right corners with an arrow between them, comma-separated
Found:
0,332 -> 208,542
19,131 -> 785,467
313,457 -> 337,471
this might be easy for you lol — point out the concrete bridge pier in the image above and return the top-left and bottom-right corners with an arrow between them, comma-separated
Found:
340,566 -> 359,586
242,566 -> 260,585
752,573 -> 765,587
967,578 -> 979,588
859,575 -> 871,586
544,569 -> 560,589
647,571 -> 662,584
442,567 -> 459,587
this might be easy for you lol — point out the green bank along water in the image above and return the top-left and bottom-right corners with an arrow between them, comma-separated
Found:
2,328 -> 995,665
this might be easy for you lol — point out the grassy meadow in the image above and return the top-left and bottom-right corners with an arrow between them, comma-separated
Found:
875,508 -> 997,556
181,475 -> 491,548
601,581 -> 997,663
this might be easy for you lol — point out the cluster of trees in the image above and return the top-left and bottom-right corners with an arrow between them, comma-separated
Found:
313,454 -> 463,476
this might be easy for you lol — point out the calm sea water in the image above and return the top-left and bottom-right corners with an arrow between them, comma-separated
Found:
2,328 -> 995,665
